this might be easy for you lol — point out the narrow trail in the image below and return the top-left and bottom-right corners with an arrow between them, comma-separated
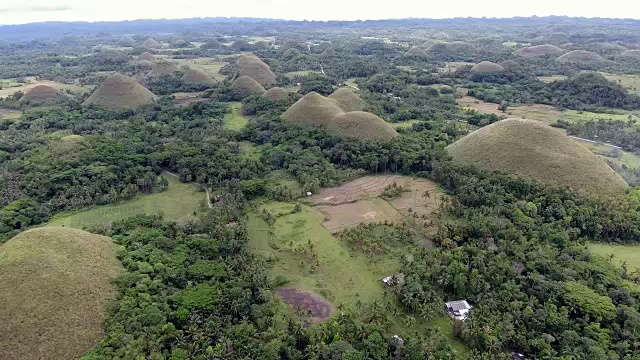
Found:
163,170 -> 213,209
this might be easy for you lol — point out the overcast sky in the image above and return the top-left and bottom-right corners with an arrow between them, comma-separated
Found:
1,0 -> 639,25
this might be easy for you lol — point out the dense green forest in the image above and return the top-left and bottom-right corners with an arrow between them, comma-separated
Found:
2,16 -> 640,360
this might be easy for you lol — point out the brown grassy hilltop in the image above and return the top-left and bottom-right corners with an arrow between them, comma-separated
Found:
201,39 -> 223,49
137,52 -> 156,62
20,85 -> 67,106
0,227 -> 121,360
143,38 -> 161,49
405,46 -> 428,57
329,111 -> 398,140
149,60 -> 180,76
282,91 -> 345,127
84,73 -> 156,110
263,87 -> 290,101
556,50 -> 604,64
231,75 -> 267,98
515,44 -> 564,57
236,53 -> 277,86
328,88 -> 366,112
471,61 -> 505,73
620,50 -> 640,59
446,118 -> 627,197
181,68 -> 215,85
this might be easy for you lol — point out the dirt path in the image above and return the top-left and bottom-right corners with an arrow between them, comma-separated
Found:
163,171 -> 212,209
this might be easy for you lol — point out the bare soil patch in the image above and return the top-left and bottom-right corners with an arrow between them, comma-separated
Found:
310,175 -> 440,232
275,287 -> 334,321
317,198 -> 403,233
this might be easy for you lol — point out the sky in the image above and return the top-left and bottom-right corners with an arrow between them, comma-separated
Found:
1,0 -> 640,25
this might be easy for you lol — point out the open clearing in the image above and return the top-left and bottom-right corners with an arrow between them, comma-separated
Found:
458,95 -> 636,123
537,75 -> 568,83
223,102 -> 249,130
0,108 -> 22,119
0,78 -> 93,98
0,227 -> 120,360
173,58 -> 228,80
590,243 -> 640,272
173,91 -> 207,106
47,172 -> 204,229
602,73 -> 640,95
285,70 -> 321,79
311,175 -> 440,232
248,178 -> 464,353
248,202 -> 390,307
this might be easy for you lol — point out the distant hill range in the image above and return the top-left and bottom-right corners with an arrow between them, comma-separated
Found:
1,16 -> 640,41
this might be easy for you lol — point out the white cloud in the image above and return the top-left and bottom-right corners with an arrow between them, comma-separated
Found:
0,0 -> 639,25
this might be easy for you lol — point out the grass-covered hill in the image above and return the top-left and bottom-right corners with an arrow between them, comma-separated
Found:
0,227 -> 120,360
231,75 -> 266,98
83,73 -> 156,110
19,84 -> 68,106
282,91 -> 345,127
328,88 -> 366,112
330,111 -> 399,140
446,118 -> 628,197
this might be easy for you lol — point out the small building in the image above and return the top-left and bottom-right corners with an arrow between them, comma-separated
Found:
445,300 -> 472,321
511,353 -> 525,360
382,273 -> 405,287
306,191 -> 313,196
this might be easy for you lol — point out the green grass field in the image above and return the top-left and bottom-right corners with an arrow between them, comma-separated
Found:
589,243 -> 640,272
173,58 -> 227,81
561,109 -> 634,123
392,119 -> 423,129
602,73 -> 640,95
223,102 -> 248,131
248,202 -> 391,307
47,173 -> 204,229
536,75 -> 568,83
284,71 -> 321,79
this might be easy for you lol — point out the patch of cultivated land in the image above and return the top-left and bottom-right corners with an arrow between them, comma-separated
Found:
173,58 -> 228,80
223,102 -> 249,130
311,175 -> 440,232
47,172 -> 204,229
0,78 -> 93,98
458,96 -> 637,123
590,243 -> 640,272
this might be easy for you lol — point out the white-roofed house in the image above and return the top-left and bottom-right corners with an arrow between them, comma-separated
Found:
445,300 -> 472,321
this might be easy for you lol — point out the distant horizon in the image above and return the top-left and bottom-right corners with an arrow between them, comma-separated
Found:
4,14 -> 640,27
1,0 -> 639,26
